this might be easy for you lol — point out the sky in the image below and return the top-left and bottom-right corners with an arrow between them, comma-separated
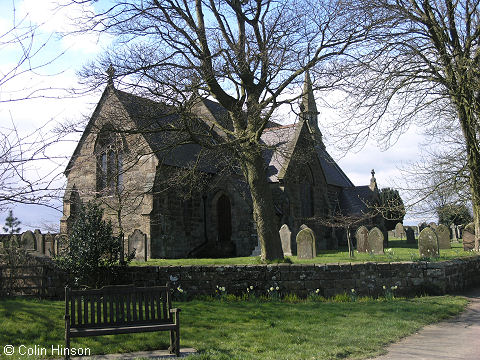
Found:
0,0 -> 437,232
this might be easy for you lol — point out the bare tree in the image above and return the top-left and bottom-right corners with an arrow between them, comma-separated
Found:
335,0 -> 480,251
64,0 -> 374,260
0,1 -> 68,213
0,120 -> 65,212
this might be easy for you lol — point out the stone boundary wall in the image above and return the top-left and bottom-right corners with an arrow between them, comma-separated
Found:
0,255 -> 65,298
1,256 -> 480,299
119,257 -> 480,298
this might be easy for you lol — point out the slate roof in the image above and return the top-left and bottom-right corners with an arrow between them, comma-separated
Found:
339,186 -> 376,216
315,146 -> 354,188
115,89 -> 220,173
260,123 -> 355,188
260,124 -> 298,182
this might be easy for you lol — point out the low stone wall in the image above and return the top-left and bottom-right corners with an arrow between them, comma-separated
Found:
2,256 -> 480,299
119,256 -> 480,298
0,256 -> 65,298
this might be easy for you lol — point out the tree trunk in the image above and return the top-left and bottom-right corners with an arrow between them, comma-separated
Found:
457,105 -> 480,251
241,145 -> 284,261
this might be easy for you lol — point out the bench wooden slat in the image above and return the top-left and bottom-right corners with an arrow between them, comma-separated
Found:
132,292 -> 137,322
126,293 -> 131,322
144,292 -> 150,321
97,296 -> 101,326
84,295 -> 88,325
69,323 -> 177,337
71,295 -> 75,326
77,297 -> 82,326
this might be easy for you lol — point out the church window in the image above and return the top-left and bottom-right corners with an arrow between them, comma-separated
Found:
96,128 -> 125,195
300,166 -> 314,218
217,194 -> 232,242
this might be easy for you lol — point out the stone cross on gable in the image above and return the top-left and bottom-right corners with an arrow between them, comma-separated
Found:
369,169 -> 377,191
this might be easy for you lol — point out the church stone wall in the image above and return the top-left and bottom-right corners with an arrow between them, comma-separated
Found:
61,92 -> 157,257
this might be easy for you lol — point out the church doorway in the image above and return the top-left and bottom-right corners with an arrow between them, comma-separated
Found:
216,194 -> 232,243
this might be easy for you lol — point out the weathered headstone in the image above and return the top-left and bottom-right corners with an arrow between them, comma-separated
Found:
450,224 -> 457,241
457,225 -> 464,240
21,230 -> 36,251
394,223 -> 405,238
128,229 -> 147,261
463,222 -> 475,251
435,224 -> 451,249
418,227 -> 439,257
34,229 -> 44,254
279,224 -> 292,256
296,226 -> 316,259
368,227 -> 384,254
54,234 -> 68,255
355,226 -> 369,252
405,227 -> 416,244
44,233 -> 54,256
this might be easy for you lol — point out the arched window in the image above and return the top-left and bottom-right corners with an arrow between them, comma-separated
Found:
95,127 -> 125,195
217,194 -> 232,243
299,166 -> 314,218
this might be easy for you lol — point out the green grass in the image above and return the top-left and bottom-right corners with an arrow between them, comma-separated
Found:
0,295 -> 468,359
132,238 -> 476,266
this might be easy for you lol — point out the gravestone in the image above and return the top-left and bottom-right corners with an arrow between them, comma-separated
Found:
21,230 -> 36,251
128,229 -> 147,261
450,224 -> 457,241
368,227 -> 384,254
34,229 -> 44,254
54,234 -> 67,255
405,227 -> 416,244
418,227 -> 439,257
296,226 -> 316,259
395,223 -> 405,238
279,224 -> 292,256
463,222 -> 475,251
457,225 -> 464,240
44,233 -> 54,256
355,226 -> 369,252
435,224 -> 450,249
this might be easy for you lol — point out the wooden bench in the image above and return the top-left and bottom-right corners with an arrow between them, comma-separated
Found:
64,284 -> 180,359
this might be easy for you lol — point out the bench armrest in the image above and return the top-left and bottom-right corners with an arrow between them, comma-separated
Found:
170,308 -> 181,314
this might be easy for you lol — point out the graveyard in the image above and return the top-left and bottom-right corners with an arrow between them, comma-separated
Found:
133,236 -> 475,266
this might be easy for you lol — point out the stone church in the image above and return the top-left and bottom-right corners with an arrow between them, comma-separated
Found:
61,72 -> 381,259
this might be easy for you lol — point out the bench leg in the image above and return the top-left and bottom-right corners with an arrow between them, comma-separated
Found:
169,329 -> 175,354
168,326 -> 180,356
65,320 -> 71,360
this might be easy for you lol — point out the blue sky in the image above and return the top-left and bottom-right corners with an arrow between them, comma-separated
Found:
0,0 -> 435,232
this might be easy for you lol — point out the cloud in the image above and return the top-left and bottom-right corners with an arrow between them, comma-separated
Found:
17,0 -> 109,54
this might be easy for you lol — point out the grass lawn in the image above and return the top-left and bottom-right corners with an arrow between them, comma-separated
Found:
0,295 -> 468,360
131,238 -> 476,266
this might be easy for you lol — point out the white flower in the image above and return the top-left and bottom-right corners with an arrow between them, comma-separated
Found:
383,285 -> 386,290
270,287 -> 274,291
315,289 -> 320,294
275,286 -> 280,291
220,287 -> 226,292
351,289 -> 355,293
250,285 -> 254,290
